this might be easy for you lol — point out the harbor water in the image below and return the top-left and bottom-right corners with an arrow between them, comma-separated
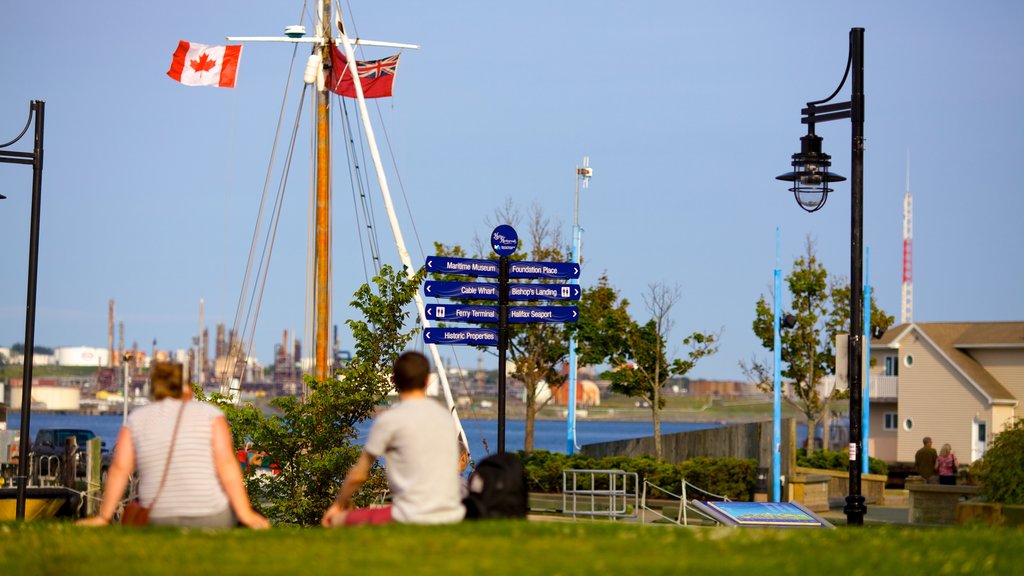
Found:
8,412 -> 722,457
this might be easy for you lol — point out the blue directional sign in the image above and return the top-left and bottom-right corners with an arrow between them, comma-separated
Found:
508,306 -> 579,323
423,327 -> 498,346
424,281 -> 499,300
508,284 -> 581,301
509,260 -> 580,280
426,304 -> 578,324
425,256 -> 499,277
491,224 -> 518,256
425,303 -> 499,323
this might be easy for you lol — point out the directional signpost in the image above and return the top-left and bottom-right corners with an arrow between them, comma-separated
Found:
423,224 -> 581,453
426,303 -> 578,324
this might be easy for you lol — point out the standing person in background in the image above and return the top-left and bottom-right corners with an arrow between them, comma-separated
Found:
322,351 -> 465,527
914,436 -> 938,483
79,362 -> 268,529
936,443 -> 959,485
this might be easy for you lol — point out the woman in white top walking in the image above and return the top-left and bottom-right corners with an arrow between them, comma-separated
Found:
79,362 -> 268,529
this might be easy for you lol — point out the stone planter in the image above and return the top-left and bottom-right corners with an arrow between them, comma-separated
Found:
787,474 -> 830,512
793,466 -> 888,505
907,484 -> 981,525
956,501 -> 1024,527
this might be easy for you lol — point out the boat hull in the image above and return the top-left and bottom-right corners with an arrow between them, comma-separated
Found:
0,487 -> 82,521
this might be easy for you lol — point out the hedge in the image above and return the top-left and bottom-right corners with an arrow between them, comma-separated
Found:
518,451 -> 757,501
796,448 -> 889,475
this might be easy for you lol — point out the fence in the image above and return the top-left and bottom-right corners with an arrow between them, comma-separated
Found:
562,469 -> 638,520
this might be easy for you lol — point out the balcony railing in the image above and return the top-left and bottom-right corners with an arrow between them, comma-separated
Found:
868,375 -> 898,399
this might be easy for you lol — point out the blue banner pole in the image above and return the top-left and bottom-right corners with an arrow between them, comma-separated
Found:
773,227 -> 782,502
862,247 -> 871,475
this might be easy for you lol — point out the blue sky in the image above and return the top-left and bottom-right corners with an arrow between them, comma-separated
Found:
1,1 -> 1022,381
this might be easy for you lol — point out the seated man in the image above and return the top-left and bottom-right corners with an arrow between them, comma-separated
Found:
321,351 -> 465,526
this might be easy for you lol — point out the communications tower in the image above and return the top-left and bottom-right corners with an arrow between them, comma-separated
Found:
901,158 -> 913,324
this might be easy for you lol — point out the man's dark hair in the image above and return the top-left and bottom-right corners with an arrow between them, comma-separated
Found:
393,351 -> 430,392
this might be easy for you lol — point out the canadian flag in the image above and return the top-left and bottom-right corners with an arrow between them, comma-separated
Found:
166,41 -> 242,88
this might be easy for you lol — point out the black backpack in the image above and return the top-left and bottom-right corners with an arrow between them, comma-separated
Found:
463,452 -> 528,519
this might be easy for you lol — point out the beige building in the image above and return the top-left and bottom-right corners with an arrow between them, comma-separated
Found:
867,322 -> 1023,464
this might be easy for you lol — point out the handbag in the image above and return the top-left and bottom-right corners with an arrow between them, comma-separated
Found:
121,402 -> 186,526
120,501 -> 150,526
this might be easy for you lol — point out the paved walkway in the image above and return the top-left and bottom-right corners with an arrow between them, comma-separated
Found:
820,504 -> 910,526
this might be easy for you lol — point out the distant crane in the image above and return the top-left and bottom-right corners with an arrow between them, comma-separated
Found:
901,155 -> 913,325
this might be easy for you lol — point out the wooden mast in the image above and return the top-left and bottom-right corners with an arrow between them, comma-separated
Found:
313,0 -> 332,380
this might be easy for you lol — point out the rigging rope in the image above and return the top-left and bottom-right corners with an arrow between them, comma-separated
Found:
223,44 -> 302,389
241,86 -> 309,378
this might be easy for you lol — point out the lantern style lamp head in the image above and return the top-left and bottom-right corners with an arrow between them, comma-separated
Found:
776,132 -> 846,212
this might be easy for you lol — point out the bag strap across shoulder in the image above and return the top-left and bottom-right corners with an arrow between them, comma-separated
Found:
147,401 -> 187,511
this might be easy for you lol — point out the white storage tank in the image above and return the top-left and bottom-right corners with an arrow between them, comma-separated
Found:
54,346 -> 109,367
8,385 -> 81,411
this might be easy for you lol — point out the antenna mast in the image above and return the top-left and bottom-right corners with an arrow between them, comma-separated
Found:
901,154 -> 913,324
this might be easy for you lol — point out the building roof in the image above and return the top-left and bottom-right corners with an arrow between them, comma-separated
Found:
875,321 -> 1022,404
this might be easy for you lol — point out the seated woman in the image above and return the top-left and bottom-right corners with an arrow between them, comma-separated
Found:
79,362 -> 268,529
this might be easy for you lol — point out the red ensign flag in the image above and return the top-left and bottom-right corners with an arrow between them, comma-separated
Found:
327,44 -> 399,98
167,41 -> 242,88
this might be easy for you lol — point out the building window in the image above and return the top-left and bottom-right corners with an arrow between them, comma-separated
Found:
904,355 -> 914,367
903,418 -> 914,431
883,413 -> 898,431
884,356 -> 899,376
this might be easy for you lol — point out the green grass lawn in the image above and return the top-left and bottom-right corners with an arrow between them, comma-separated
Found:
0,521 -> 1014,575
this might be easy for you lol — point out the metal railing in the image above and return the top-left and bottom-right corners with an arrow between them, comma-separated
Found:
870,375 -> 898,398
33,454 -> 64,486
639,478 -> 729,526
562,469 -> 638,520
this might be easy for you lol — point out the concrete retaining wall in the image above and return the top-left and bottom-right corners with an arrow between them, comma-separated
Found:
581,418 -> 797,501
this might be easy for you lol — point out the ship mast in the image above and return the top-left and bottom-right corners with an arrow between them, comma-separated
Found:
225,10 -> 469,450
313,0 -> 332,379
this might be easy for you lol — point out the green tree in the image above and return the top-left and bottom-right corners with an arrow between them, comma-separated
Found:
215,264 -> 424,525
977,418 -> 1024,504
745,237 -> 894,454
574,274 -> 632,366
601,283 -> 718,459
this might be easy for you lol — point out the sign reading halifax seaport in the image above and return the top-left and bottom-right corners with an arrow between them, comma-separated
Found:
422,224 -> 578,347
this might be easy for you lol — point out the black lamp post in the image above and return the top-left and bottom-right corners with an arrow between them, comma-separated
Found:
777,28 -> 866,526
0,100 -> 45,521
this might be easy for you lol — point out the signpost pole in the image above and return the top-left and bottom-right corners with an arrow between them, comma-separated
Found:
772,227 -> 782,503
497,255 -> 509,453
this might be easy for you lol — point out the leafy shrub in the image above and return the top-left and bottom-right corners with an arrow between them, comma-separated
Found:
212,265 -> 423,526
520,450 -> 757,501
976,419 -> 1024,504
797,448 -> 889,476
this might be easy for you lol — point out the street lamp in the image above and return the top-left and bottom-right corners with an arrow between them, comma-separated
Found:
0,100 -> 46,522
777,28 -> 866,526
567,156 -> 591,455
